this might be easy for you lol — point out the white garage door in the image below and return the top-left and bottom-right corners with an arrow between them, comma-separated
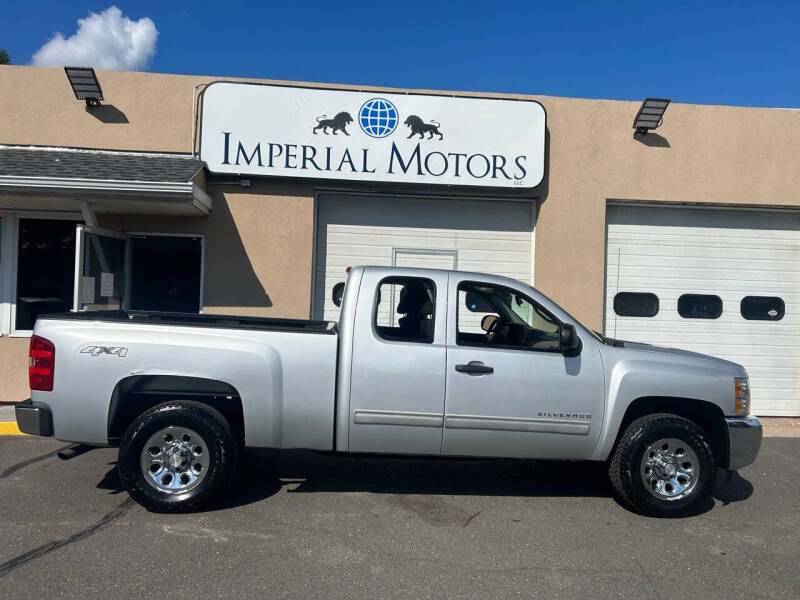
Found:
605,204 -> 800,416
314,194 -> 534,321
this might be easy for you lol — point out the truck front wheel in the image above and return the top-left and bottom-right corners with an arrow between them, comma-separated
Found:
608,414 -> 716,517
118,400 -> 239,512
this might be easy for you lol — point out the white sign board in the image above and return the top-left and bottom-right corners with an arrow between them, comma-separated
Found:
200,82 -> 545,188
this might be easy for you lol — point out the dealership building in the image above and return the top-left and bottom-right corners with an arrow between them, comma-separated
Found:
0,65 -> 798,416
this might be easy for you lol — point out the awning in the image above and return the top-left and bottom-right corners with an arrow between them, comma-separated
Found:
0,146 -> 212,216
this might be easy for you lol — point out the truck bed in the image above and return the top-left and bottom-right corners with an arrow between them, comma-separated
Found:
32,309 -> 339,449
37,310 -> 336,335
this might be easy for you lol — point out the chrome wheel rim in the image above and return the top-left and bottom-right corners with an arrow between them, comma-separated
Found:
640,437 -> 699,501
140,426 -> 210,494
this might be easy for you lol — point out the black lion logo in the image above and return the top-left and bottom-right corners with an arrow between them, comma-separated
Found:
313,111 -> 353,135
404,115 -> 443,140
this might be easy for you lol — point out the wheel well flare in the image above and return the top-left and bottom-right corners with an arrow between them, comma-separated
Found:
108,375 -> 244,442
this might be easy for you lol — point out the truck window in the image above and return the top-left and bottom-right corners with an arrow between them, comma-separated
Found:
374,276 -> 435,343
457,281 -> 560,351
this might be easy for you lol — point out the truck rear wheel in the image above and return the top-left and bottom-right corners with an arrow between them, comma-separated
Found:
118,400 -> 239,512
608,413 -> 716,517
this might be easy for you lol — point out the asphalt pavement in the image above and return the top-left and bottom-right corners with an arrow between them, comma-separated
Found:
0,436 -> 798,599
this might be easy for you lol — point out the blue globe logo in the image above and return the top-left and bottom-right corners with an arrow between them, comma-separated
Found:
358,98 -> 398,138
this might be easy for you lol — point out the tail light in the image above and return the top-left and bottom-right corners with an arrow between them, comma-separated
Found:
29,335 -> 55,392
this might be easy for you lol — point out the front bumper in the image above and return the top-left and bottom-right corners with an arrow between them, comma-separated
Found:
725,416 -> 762,470
15,398 -> 53,437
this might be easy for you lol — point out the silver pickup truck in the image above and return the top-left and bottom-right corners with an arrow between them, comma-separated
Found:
16,266 -> 761,516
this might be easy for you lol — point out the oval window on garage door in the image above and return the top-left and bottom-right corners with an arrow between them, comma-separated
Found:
678,294 -> 723,319
613,292 -> 659,317
740,296 -> 785,321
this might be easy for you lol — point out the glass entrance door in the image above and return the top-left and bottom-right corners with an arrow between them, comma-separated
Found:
74,225 -> 129,312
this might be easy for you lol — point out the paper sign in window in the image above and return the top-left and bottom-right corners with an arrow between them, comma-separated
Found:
100,272 -> 114,297
81,277 -> 96,304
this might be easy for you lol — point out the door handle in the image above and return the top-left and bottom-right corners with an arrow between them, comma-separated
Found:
455,361 -> 494,375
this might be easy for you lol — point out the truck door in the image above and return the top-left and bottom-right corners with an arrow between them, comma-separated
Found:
441,275 -> 605,460
346,268 -> 448,455
73,225 -> 130,312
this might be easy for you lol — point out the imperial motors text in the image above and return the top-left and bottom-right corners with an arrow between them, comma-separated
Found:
220,132 -> 529,182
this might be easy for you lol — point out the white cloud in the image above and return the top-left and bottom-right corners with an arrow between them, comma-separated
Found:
32,6 -> 158,71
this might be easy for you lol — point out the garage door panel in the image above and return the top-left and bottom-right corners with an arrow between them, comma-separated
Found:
607,254 -> 800,272
607,243 -> 800,263
608,266 -> 800,285
316,194 -> 534,323
606,205 -> 800,416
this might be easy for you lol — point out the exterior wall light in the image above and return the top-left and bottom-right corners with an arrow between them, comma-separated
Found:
633,98 -> 670,135
64,66 -> 104,106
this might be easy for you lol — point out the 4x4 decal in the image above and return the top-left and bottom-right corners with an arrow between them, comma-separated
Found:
80,345 -> 128,357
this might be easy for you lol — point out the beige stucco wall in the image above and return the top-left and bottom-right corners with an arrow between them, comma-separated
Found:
1,65 -> 799,402
98,181 -> 316,318
0,338 -> 33,403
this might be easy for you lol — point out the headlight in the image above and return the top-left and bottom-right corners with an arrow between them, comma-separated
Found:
734,376 -> 750,415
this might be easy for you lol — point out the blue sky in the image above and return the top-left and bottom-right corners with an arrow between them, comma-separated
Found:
2,1 -> 798,108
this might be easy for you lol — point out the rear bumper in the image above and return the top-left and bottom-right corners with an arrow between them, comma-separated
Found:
15,398 -> 53,437
725,416 -> 762,470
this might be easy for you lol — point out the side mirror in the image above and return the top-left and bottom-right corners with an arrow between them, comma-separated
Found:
481,314 -> 499,332
559,323 -> 582,357
332,282 -> 345,307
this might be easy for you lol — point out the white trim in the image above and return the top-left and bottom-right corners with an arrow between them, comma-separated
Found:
0,216 -> 12,336
73,224 -> 84,313
0,175 -> 195,196
0,144 -> 195,159
607,199 -> 800,214
0,177 -> 212,216
126,232 -> 206,313
191,183 -> 213,213
78,201 -> 98,228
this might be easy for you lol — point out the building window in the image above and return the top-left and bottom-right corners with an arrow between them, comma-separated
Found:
740,296 -> 784,321
613,292 -> 659,317
677,294 -> 723,319
15,219 -> 77,331
129,235 -> 202,313
374,276 -> 435,343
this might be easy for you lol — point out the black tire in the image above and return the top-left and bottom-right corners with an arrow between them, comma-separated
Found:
118,400 -> 239,512
608,413 -> 716,517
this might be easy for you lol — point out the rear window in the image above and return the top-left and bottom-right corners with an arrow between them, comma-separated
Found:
613,292 -> 659,317
740,296 -> 785,321
678,294 -> 723,319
